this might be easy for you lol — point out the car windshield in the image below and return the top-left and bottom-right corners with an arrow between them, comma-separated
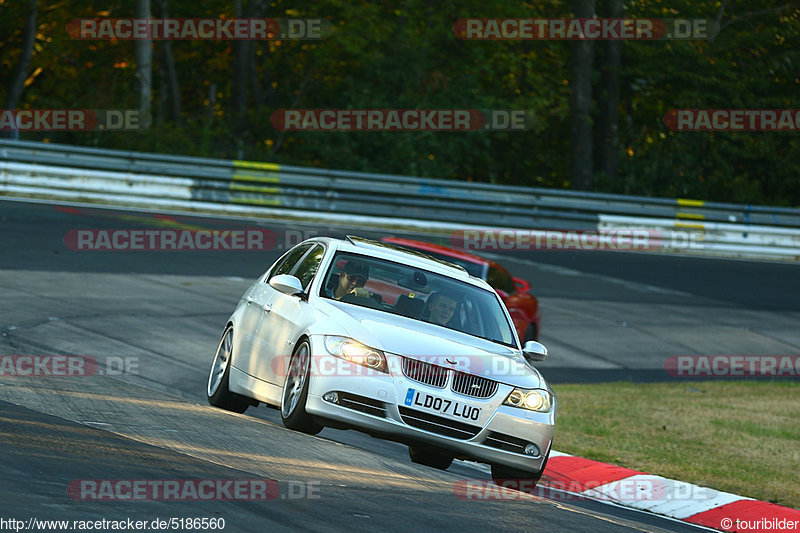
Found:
320,251 -> 516,347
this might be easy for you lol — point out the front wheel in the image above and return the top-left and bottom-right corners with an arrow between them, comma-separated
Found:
490,451 -> 549,493
280,339 -> 324,435
207,327 -> 251,414
408,445 -> 454,470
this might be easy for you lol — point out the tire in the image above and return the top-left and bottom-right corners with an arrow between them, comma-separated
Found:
522,323 -> 538,343
207,327 -> 251,414
490,450 -> 549,493
408,445 -> 454,471
280,339 -> 324,435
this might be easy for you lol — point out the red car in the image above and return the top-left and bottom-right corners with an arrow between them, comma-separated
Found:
381,237 -> 540,343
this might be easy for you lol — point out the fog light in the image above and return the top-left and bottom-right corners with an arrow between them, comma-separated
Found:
524,443 -> 541,457
323,392 -> 339,403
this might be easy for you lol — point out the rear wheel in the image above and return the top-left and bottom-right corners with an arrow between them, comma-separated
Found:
408,445 -> 454,471
280,339 -> 324,435
207,328 -> 251,414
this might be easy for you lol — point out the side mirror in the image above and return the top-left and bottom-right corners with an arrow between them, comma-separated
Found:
522,340 -> 548,362
269,274 -> 305,297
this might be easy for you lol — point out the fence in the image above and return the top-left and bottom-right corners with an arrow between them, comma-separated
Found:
1,139 -> 798,260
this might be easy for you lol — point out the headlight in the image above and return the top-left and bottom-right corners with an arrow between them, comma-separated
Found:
324,336 -> 388,373
503,388 -> 552,412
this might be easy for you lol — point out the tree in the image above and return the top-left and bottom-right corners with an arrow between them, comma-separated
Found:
135,0 -> 152,129
2,0 -> 37,139
595,0 -> 622,183
2,0 -> 796,205
568,0 -> 596,190
156,0 -> 181,124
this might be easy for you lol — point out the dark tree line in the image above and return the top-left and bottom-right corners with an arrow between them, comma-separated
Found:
1,0 -> 798,206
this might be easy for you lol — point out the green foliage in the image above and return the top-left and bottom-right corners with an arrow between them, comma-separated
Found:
1,0 -> 797,205
618,0 -> 800,204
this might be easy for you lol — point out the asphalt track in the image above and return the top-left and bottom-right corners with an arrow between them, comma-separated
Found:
1,198 -> 797,532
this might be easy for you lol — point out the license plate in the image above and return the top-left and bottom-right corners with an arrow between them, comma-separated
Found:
403,388 -> 481,422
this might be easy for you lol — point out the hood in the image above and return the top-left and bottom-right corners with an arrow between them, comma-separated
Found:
315,299 -> 543,389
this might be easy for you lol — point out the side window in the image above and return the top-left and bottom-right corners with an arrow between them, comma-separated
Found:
487,266 -> 516,294
292,244 -> 325,291
267,243 -> 313,281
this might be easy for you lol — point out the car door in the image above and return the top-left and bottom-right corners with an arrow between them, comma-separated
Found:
235,243 -> 313,378
253,243 -> 325,385
234,279 -> 273,372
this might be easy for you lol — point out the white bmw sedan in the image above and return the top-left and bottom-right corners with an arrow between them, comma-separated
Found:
207,235 -> 556,484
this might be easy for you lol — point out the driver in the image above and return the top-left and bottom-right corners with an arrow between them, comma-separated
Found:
425,291 -> 458,326
329,261 -> 371,300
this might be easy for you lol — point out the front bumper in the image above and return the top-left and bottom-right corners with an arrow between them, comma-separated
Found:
304,336 -> 556,473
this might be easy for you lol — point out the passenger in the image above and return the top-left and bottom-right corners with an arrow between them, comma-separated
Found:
328,262 -> 371,299
425,291 -> 458,326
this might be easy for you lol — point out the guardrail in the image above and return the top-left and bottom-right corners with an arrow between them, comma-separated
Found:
1,139 -> 798,260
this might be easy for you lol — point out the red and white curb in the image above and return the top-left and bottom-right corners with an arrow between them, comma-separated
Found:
541,451 -> 800,532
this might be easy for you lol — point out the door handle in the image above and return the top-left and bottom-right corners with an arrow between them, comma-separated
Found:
263,303 -> 272,313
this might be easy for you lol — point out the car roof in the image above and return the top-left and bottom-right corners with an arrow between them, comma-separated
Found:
381,236 -> 495,266
311,235 -> 489,288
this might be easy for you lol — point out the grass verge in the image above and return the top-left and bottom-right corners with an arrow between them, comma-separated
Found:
551,380 -> 800,509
